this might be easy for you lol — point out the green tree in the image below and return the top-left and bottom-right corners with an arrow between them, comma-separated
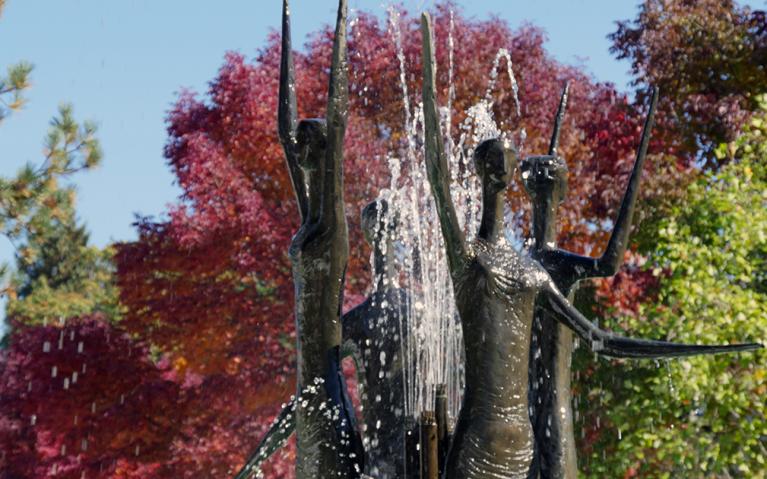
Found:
1,2 -> 118,328
577,101 -> 767,478
0,104 -> 121,326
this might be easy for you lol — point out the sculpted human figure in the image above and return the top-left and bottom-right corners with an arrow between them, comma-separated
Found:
273,0 -> 362,477
342,199 -> 410,478
235,198 -> 409,479
419,13 -> 761,479
525,85 -> 658,479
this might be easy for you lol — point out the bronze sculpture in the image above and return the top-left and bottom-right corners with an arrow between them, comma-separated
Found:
525,84 -> 657,479
235,199 -> 409,479
341,199 -> 410,478
234,5 -> 763,478
278,0 -> 362,476
419,12 -> 761,479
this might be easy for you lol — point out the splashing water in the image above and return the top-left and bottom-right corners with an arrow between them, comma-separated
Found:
372,9 -> 528,428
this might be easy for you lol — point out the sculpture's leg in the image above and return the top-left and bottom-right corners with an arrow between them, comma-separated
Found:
530,309 -> 578,479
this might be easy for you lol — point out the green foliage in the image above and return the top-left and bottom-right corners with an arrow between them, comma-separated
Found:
1,105 -> 119,326
0,1 -> 32,122
5,229 -> 122,325
577,106 -> 767,478
0,61 -> 33,122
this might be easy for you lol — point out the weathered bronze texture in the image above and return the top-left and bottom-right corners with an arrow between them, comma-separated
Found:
525,85 -> 657,479
280,0 -> 362,477
235,199 -> 409,478
420,12 -> 762,479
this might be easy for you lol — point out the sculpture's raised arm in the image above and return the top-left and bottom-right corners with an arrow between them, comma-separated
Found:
571,87 -> 660,278
321,0 -> 348,229
279,0 -> 308,221
421,13 -> 468,276
548,82 -> 569,156
542,280 -> 763,358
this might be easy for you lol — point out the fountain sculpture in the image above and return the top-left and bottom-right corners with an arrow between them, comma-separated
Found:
235,2 -> 763,478
278,0 -> 363,475
420,14 -> 760,478
236,198 -> 410,479
524,84 -> 658,478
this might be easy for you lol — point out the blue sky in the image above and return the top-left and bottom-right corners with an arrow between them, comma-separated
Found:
0,0 -> 643,251
1,0 -> 762,289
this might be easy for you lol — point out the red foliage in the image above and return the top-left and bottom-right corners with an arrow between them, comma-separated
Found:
610,0 -> 767,165
593,251 -> 664,318
0,315 -> 183,477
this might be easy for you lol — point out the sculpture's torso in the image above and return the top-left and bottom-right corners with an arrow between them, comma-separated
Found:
447,238 -> 550,479
289,221 -> 359,478
343,288 -> 409,479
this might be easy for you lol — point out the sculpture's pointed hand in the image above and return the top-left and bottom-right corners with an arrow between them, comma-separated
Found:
279,0 -> 308,221
548,82 -> 570,156
595,86 -> 660,276
543,281 -> 763,358
566,87 -> 660,280
320,0 -> 349,228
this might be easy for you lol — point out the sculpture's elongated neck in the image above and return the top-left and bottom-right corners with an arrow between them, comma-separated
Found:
532,196 -> 558,251
479,188 -> 506,244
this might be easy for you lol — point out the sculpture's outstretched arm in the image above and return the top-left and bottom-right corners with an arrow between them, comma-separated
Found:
542,280 -> 763,358
234,397 -> 297,479
320,0 -> 348,228
278,0 -> 308,222
421,13 -> 468,276
568,87 -> 660,279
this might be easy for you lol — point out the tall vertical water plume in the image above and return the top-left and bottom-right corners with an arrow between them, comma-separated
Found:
367,8 -> 528,427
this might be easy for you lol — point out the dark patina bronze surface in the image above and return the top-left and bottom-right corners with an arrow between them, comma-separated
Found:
236,199 -> 409,479
279,0 -> 362,477
421,13 -> 761,479
525,85 -> 657,479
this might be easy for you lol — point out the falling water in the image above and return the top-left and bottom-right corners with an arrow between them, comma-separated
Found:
376,8 -> 528,427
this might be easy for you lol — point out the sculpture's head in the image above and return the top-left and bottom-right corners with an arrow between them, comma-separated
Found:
473,139 -> 517,195
361,198 -> 397,246
520,155 -> 568,205
296,119 -> 327,171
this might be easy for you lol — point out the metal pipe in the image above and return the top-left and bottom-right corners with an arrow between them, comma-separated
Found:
435,384 -> 448,476
421,411 -> 438,479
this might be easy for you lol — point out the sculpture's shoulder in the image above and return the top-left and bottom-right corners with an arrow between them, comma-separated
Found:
343,288 -> 408,337
469,239 -> 550,293
531,248 -> 578,288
